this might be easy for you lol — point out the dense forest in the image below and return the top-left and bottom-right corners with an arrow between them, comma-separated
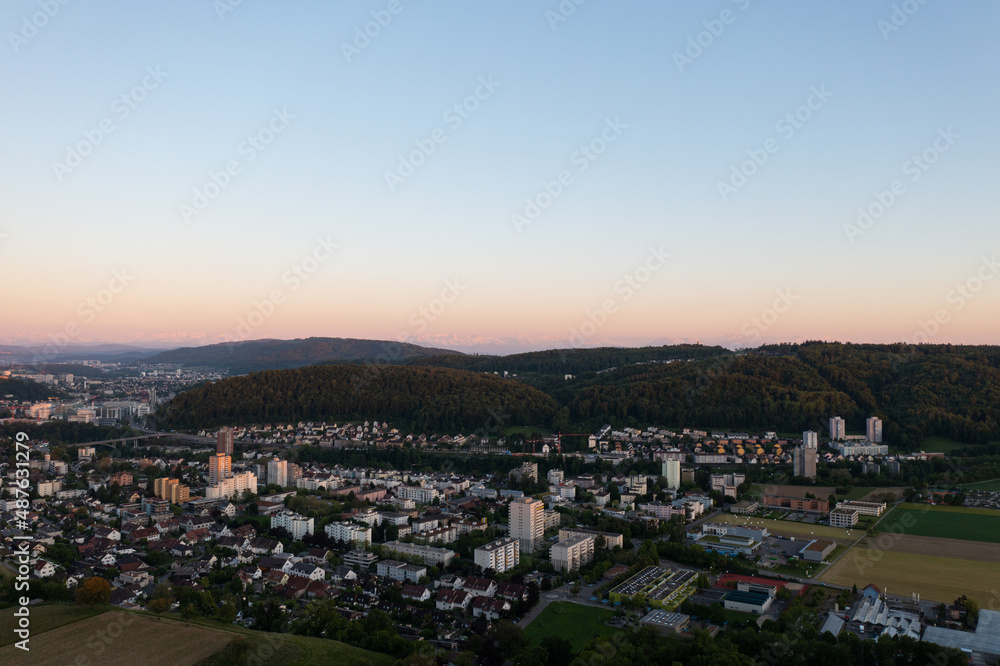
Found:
146,336 -> 459,374
155,364 -> 560,433
156,342 -> 1000,448
407,344 -> 729,375
0,376 -> 66,402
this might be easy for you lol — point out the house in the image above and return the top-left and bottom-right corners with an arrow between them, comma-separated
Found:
436,589 -> 472,612
496,582 -> 529,603
331,566 -> 358,585
94,526 -> 121,541
130,527 -> 159,542
401,585 -> 432,602
289,562 -> 326,581
230,524 -> 257,540
33,560 -> 56,578
182,528 -> 211,544
471,596 -> 511,621
302,548 -> 330,565
861,584 -> 880,602
216,536 -> 249,551
117,555 -> 145,573
248,537 -> 282,555
462,577 -> 497,598
264,570 -> 289,587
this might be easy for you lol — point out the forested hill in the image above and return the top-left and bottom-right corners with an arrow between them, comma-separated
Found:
157,342 -> 1000,447
155,364 -> 560,433
406,344 -> 730,375
560,343 -> 1000,448
0,377 -> 66,402
146,337 -> 461,374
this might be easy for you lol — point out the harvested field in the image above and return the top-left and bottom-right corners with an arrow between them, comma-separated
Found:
881,534 -> 1000,563
819,548 -> 1000,603
0,611 -> 231,666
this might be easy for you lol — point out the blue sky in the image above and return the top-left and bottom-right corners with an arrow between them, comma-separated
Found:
2,1 -> 998,353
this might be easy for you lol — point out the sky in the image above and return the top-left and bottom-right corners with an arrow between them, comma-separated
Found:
2,1 -> 998,354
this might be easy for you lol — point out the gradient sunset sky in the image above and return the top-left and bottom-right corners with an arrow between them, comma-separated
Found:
3,1 -> 998,354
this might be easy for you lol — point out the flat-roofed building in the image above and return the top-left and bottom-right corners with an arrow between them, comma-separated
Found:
509,497 -> 544,553
830,507 -> 859,528
557,527 -> 624,550
550,533 -> 595,572
382,540 -> 455,566
640,609 -> 690,635
837,500 -> 886,516
474,537 -> 520,574
799,539 -> 836,562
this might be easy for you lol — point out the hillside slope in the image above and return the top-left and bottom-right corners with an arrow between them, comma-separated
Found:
156,364 -> 559,433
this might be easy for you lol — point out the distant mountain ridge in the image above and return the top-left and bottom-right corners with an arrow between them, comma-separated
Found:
146,337 -> 462,374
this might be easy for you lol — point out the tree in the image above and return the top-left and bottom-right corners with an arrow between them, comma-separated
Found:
539,636 -> 573,666
75,577 -> 111,606
146,597 -> 169,615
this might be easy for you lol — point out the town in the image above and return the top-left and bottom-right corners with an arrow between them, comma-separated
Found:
2,387 -> 996,664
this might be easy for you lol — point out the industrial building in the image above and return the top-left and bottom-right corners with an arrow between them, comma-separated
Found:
799,539 -> 836,562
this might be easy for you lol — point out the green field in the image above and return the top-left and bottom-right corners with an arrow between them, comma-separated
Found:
524,602 -> 620,653
961,478 -> 1000,491
881,503 -> 1000,543
919,436 -> 974,454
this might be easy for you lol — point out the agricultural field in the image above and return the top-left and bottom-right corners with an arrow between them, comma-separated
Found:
880,503 -> 1000,543
819,547 -> 1000,603
714,513 -> 862,542
0,611 -> 232,666
0,607 -> 393,666
524,602 -> 620,653
961,478 -> 1000,491
883,534 -> 1000,563
0,604 -> 107,646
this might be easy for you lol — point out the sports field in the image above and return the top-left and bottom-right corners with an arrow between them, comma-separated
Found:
881,503 -> 1000,543
819,547 -> 1000,603
714,513 -> 861,541
524,602 -> 619,653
